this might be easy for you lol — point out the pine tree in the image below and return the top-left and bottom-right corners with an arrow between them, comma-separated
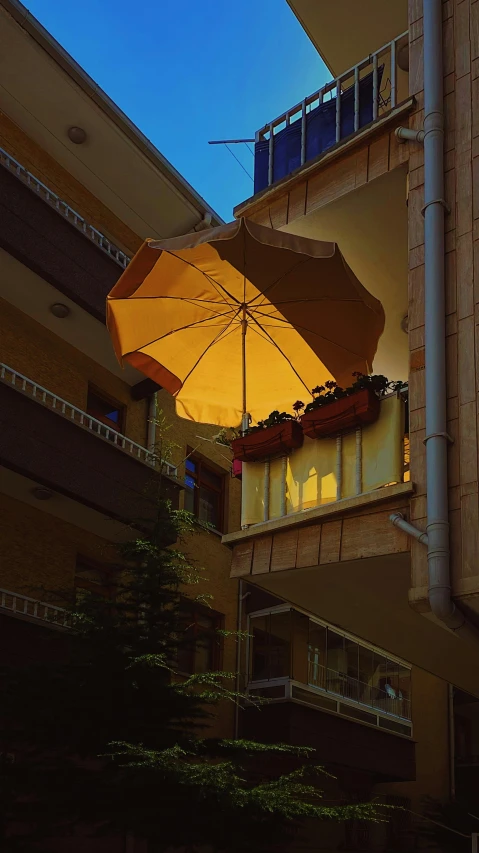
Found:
0,498 -> 379,851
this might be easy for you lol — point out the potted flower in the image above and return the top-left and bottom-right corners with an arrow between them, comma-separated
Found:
231,410 -> 303,463
298,374 -> 402,440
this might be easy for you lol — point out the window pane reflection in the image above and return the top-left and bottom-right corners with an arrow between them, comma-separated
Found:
308,621 -> 326,688
250,611 -> 291,681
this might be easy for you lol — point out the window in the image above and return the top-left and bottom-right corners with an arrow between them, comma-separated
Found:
184,454 -> 226,532
176,603 -> 223,675
86,387 -> 125,434
250,610 -> 292,681
74,557 -> 115,602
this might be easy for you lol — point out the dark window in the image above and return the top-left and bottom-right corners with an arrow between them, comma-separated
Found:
250,610 -> 291,681
176,603 -> 223,675
86,387 -> 125,434
75,556 -> 115,601
184,454 -> 225,532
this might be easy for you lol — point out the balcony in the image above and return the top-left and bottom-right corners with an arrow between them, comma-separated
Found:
0,588 -> 69,631
242,603 -> 415,782
0,147 -> 128,322
0,362 -> 180,525
225,391 -> 411,559
252,33 -> 409,196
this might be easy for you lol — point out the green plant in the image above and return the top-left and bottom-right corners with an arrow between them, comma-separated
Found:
294,374 -> 403,415
248,410 -> 296,434
0,500 -> 379,851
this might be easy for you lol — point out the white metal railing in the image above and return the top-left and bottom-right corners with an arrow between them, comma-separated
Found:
0,588 -> 69,629
0,362 -> 177,477
307,662 -> 411,721
256,32 -> 408,188
0,146 -> 130,269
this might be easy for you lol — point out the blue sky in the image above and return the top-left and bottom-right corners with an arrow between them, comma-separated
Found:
24,0 -> 328,220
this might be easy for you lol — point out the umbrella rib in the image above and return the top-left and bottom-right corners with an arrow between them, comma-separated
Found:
179,308 -> 242,391
161,250 -> 242,306
247,256 -> 312,308
250,309 -> 372,361
109,295 -> 240,308
127,309 -> 241,354
246,315 -> 313,396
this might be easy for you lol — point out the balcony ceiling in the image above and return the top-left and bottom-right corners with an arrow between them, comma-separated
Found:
281,166 -> 409,383
287,0 -> 408,76
0,1 -> 221,246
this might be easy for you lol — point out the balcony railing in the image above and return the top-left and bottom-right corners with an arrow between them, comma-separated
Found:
0,146 -> 130,269
308,661 -> 411,721
0,588 -> 69,629
254,32 -> 408,193
241,390 -> 408,528
0,363 -> 177,477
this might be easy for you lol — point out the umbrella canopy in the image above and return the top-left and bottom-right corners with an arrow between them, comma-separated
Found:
107,218 -> 384,427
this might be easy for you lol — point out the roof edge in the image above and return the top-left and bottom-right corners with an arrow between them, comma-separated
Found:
0,0 -> 223,227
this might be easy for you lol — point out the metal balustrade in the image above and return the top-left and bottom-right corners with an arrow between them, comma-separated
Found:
0,146 -> 130,269
0,588 -> 69,629
0,362 -> 177,477
308,661 -> 411,721
255,32 -> 408,190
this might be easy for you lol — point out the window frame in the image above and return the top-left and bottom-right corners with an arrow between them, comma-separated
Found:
75,555 -> 117,599
176,599 -> 224,676
86,384 -> 126,434
184,449 -> 226,533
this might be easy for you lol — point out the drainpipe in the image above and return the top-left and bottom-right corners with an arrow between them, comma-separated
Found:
391,1 -> 479,641
234,581 -> 250,738
147,392 -> 157,453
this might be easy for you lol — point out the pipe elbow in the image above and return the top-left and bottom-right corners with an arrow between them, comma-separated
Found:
428,588 -> 466,632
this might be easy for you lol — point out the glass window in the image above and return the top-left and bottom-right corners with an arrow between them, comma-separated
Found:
250,611 -> 291,681
183,453 -> 225,531
86,387 -> 124,433
176,604 -> 222,675
308,621 -> 326,688
358,646 -> 374,707
345,639 -> 359,702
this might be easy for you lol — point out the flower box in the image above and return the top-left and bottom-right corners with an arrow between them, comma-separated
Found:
232,458 -> 243,479
232,420 -> 303,463
300,388 -> 380,439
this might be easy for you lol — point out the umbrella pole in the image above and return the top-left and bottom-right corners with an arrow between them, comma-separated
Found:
241,307 -> 250,435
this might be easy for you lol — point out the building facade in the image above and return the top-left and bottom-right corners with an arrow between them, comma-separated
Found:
0,0 -> 241,763
225,0 -> 479,844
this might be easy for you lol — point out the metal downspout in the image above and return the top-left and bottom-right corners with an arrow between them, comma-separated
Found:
392,1 -> 479,640
423,0 -> 465,633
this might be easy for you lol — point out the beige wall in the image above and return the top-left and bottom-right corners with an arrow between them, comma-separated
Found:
375,666 -> 450,808
0,296 -> 149,447
0,110 -> 142,256
408,1 -> 479,614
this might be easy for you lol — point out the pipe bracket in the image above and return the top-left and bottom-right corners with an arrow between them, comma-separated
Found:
421,198 -> 451,216
423,431 -> 454,445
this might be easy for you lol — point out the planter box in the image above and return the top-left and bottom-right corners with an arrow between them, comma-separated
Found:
301,388 -> 380,439
232,458 -> 243,479
232,420 -> 303,463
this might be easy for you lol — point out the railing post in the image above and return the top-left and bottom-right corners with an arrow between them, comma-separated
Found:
355,427 -> 362,495
354,66 -> 360,132
390,38 -> 397,109
372,52 -> 379,121
264,459 -> 270,522
300,99 -> 307,165
268,124 -> 274,187
335,78 -> 342,143
336,435 -> 342,500
280,455 -> 287,516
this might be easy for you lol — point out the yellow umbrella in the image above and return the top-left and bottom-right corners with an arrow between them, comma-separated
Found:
107,219 -> 384,427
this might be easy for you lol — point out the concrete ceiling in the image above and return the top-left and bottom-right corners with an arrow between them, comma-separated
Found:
0,467 -> 132,543
0,1 -> 222,243
0,248 -> 141,385
281,166 -> 409,383
287,0 -> 408,77
252,553 -> 479,699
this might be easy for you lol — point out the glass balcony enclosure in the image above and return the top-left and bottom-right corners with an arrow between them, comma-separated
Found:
247,605 -> 412,736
